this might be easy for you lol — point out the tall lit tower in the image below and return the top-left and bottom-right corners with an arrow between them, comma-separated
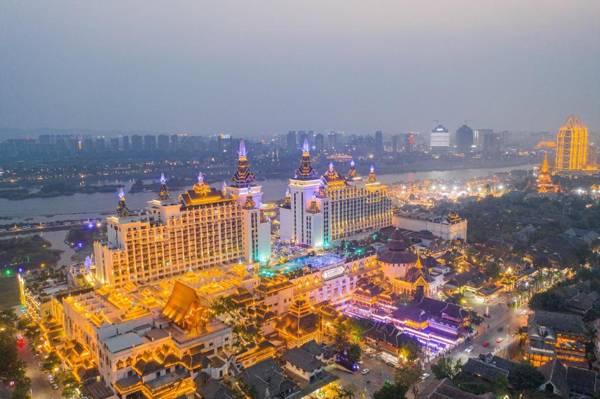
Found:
555,115 -> 588,171
279,139 -> 322,245
224,140 -> 271,263
280,141 -> 392,248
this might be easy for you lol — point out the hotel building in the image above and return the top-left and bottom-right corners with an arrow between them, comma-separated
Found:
555,115 -> 589,172
94,141 -> 271,287
279,140 -> 392,248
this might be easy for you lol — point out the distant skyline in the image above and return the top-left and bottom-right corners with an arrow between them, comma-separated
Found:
1,1 -> 599,138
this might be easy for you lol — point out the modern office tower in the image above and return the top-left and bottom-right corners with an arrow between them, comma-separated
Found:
430,124 -> 450,153
224,140 -> 272,264
473,128 -> 492,151
157,134 -> 170,152
286,131 -> 297,153
314,133 -> 325,153
374,130 -> 384,154
456,124 -> 474,154
144,134 -> 157,152
121,135 -> 130,152
131,135 -> 143,152
93,146 -> 271,286
482,131 -> 502,156
280,141 -> 392,247
555,115 -> 589,171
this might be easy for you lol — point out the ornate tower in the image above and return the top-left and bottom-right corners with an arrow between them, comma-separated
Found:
537,152 -> 560,193
224,140 -> 271,264
279,139 -> 324,246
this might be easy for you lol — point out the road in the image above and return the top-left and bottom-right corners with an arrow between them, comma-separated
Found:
18,340 -> 61,399
415,292 -> 528,397
329,354 -> 397,398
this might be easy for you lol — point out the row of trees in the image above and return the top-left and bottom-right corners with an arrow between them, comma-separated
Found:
0,310 -> 31,399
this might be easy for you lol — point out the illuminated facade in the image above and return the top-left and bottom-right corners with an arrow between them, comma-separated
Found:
430,124 -> 450,153
378,229 -> 429,298
526,310 -> 589,367
537,152 -> 560,193
280,141 -> 392,247
392,211 -> 467,241
224,140 -> 272,264
555,115 -> 588,171
94,142 -> 270,287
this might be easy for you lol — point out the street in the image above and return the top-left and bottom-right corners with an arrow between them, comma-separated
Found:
19,340 -> 60,399
329,354 -> 397,398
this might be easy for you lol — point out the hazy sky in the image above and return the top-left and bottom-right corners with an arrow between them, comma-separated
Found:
1,1 -> 599,137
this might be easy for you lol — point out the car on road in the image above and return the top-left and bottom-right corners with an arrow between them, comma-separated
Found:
361,368 -> 370,375
420,373 -> 430,381
496,337 -> 504,343
465,346 -> 473,353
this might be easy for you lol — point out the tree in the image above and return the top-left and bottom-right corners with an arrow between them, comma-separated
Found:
395,362 -> 422,397
508,363 -> 545,392
346,344 -> 361,364
373,381 -> 407,399
332,385 -> 356,399
397,335 -> 421,362
431,357 -> 462,381
492,375 -> 509,397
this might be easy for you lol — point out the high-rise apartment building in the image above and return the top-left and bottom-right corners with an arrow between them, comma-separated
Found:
555,115 -> 589,171
94,143 -> 271,287
279,141 -> 392,248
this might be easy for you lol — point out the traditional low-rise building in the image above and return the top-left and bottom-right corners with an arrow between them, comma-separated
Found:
526,310 -> 589,367
392,210 -> 467,241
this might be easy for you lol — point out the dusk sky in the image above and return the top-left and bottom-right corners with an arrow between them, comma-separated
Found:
1,1 -> 599,137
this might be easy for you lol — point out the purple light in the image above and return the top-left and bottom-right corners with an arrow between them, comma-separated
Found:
18,267 -> 23,273
77,242 -> 83,248
87,222 -> 94,229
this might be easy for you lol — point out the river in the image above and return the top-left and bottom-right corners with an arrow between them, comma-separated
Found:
0,164 -> 533,224
0,164 -> 533,268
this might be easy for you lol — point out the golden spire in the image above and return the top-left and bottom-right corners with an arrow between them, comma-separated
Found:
295,138 -> 317,180
158,173 -> 169,200
367,165 -> 377,183
415,255 -> 423,270
541,152 -> 550,174
231,140 -> 256,188
193,172 -> 211,196
116,188 -> 130,217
